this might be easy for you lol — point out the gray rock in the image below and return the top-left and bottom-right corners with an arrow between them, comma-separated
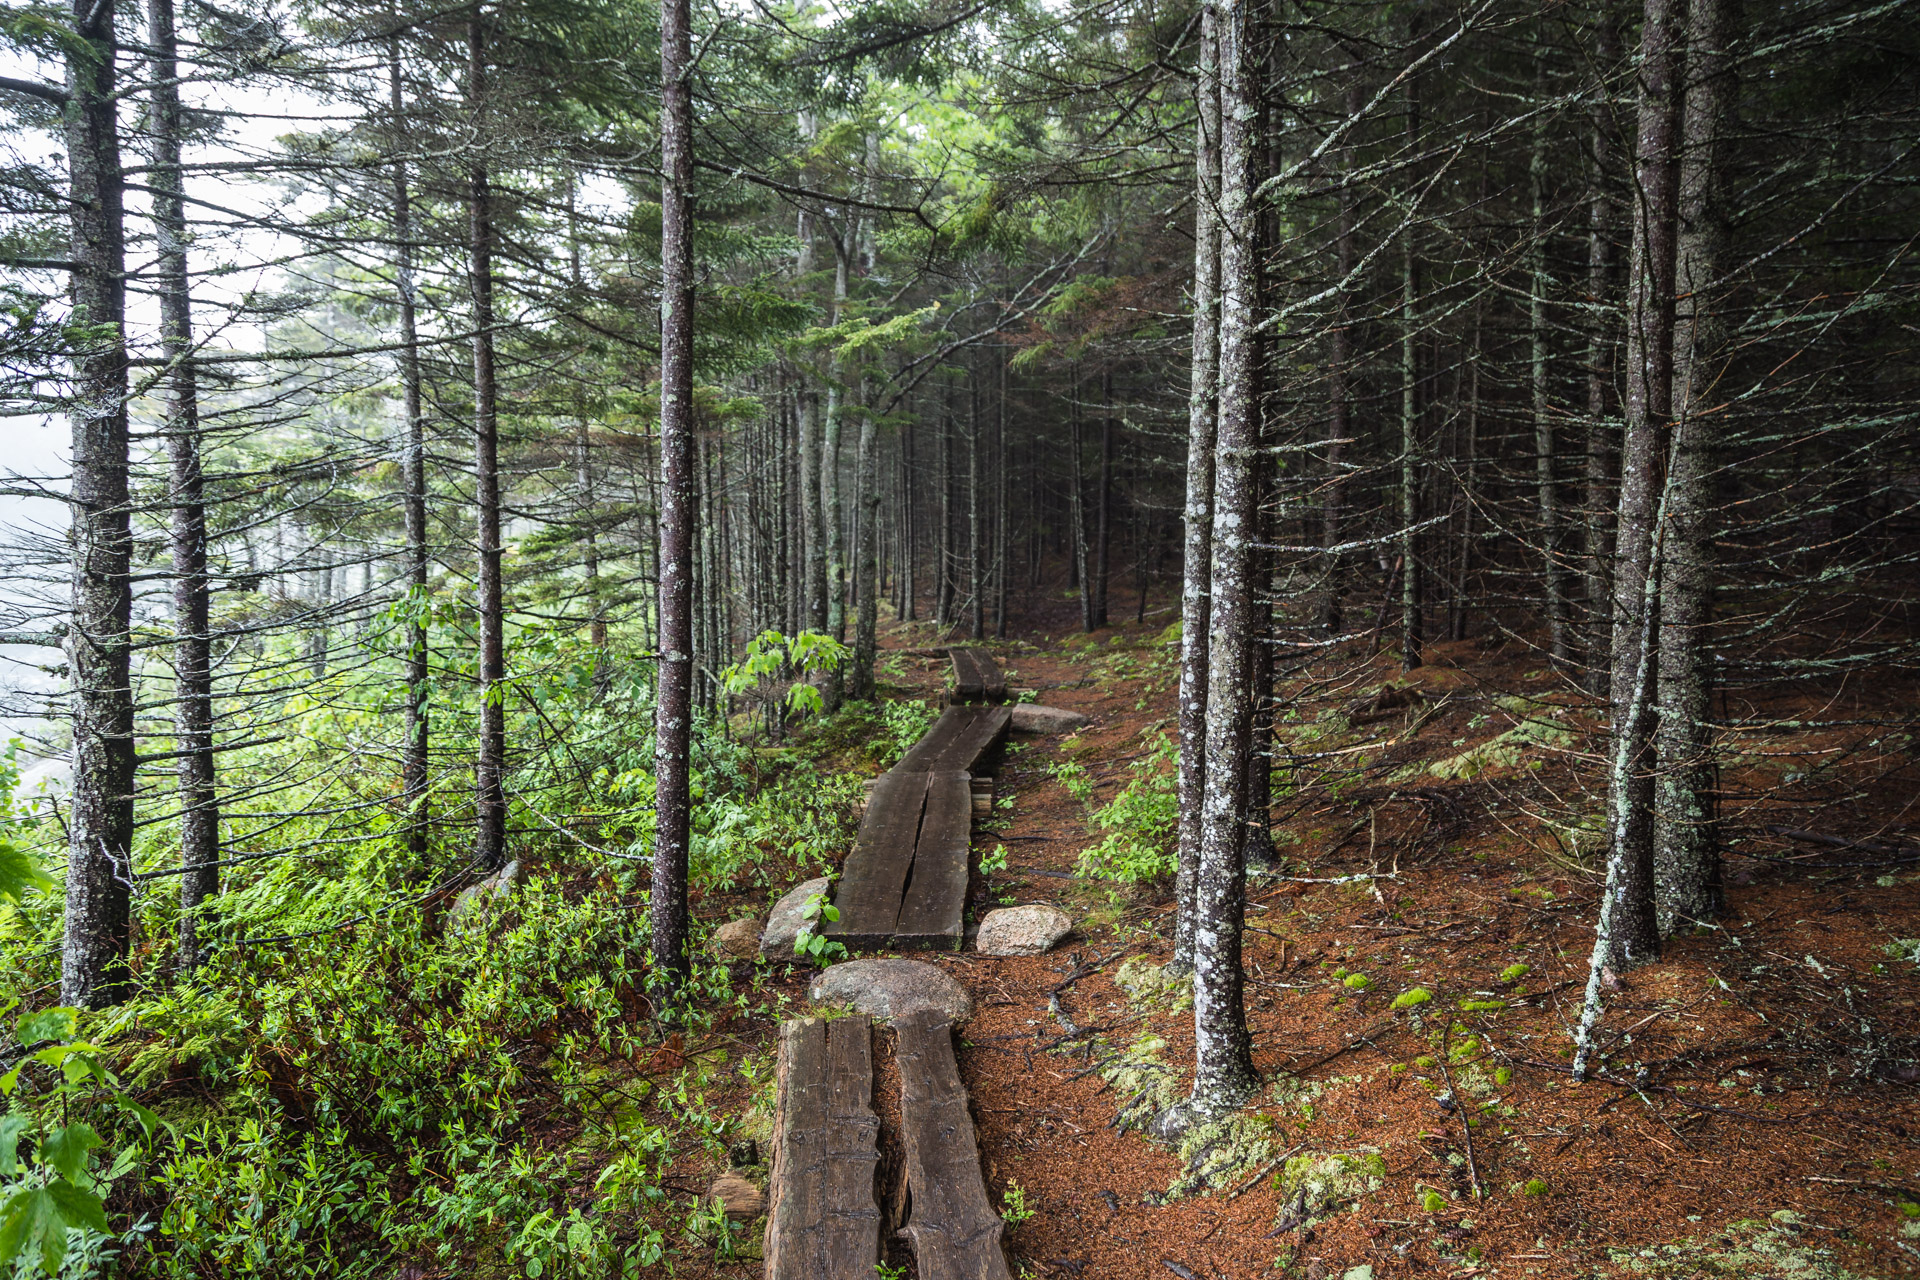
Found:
807,958 -> 973,1025
710,916 -> 764,959
975,903 -> 1072,956
1011,703 -> 1090,734
760,876 -> 833,957
449,859 -> 523,929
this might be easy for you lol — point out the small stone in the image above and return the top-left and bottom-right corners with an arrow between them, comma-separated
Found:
710,917 -> 764,959
449,860 -> 523,929
1010,704 -> 1090,734
808,958 -> 973,1025
975,904 -> 1072,956
760,877 -> 832,957
707,1172 -> 765,1221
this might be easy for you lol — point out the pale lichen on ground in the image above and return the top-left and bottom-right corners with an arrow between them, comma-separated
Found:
1597,1211 -> 1882,1279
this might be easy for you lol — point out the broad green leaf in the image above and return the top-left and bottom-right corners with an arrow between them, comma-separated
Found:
37,1123 -> 102,1182
14,1008 -> 75,1047
0,842 -> 49,906
0,1115 -> 26,1176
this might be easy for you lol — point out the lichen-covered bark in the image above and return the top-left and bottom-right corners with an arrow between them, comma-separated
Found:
1604,0 -> 1682,968
1655,0 -> 1736,933
1173,0 -> 1220,974
391,41 -> 430,862
469,19 -> 507,875
61,0 -> 135,1008
1529,67 -> 1572,669
1187,0 -> 1260,1117
652,0 -> 696,990
152,0 -> 218,977
1582,12 -> 1622,696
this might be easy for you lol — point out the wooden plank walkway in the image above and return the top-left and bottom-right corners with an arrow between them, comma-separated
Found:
896,1010 -> 1012,1280
947,646 -> 1007,703
828,702 -> 1009,951
765,1016 -> 882,1279
894,704 -> 1012,776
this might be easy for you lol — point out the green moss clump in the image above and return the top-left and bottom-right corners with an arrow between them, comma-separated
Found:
1344,973 -> 1372,991
1392,987 -> 1432,1010
1422,1190 -> 1447,1212
1269,1151 -> 1387,1230
1114,957 -> 1193,1012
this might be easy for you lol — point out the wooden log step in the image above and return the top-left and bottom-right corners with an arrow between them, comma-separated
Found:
895,1010 -> 1012,1280
765,1016 -> 882,1280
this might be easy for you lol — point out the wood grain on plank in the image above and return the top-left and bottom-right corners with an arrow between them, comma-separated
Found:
895,1010 -> 1011,1280
892,771 -> 973,950
827,770 -> 931,946
896,705 -> 985,774
765,1017 -> 882,1279
948,647 -> 985,701
926,704 -> 1010,775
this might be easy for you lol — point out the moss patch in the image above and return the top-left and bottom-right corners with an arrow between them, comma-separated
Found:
1600,1212 -> 1875,1279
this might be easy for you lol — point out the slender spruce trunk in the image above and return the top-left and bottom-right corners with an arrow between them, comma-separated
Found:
468,18 -> 507,874
996,350 -> 1009,638
1584,11 -> 1623,695
1399,57 -> 1425,672
61,0 -> 135,1009
652,0 -> 697,991
1530,62 -> 1573,667
1090,371 -> 1113,629
151,0 -> 217,978
801,391 -> 826,632
1320,84 -> 1359,635
1182,0 -> 1260,1119
968,366 -> 984,640
1601,0 -> 1681,970
1654,0 -> 1735,932
938,382 -> 954,624
852,369 -> 879,699
1173,0 -> 1221,974
391,41 -> 431,862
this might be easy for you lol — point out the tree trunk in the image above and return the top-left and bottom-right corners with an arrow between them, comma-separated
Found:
1399,61 -> 1425,673
151,0 -> 218,979
968,368 -> 984,640
1173,0 -> 1221,975
61,0 -> 135,1009
1186,0 -> 1260,1120
652,0 -> 696,991
391,41 -> 430,863
1530,65 -> 1573,667
802,390 -> 826,632
852,373 -> 879,699
469,18 -> 507,875
1091,372 -> 1113,629
1583,11 -> 1623,696
1320,83 -> 1359,635
1654,0 -> 1734,933
996,349 -> 1009,638
1602,0 -> 1682,971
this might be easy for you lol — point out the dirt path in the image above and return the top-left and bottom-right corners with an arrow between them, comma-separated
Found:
867,617 -> 1920,1279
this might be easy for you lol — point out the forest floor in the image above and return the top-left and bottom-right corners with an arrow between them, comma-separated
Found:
689,601 -> 1920,1280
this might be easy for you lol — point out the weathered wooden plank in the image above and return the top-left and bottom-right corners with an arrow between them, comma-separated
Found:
923,704 -> 1010,775
892,771 -> 972,950
827,770 -> 932,947
766,1017 -> 882,1280
895,705 -> 986,775
948,647 -> 985,702
895,1010 -> 1012,1280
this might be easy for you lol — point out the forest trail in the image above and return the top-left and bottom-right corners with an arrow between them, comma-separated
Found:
766,647 -> 1015,1277
741,614 -> 1920,1280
